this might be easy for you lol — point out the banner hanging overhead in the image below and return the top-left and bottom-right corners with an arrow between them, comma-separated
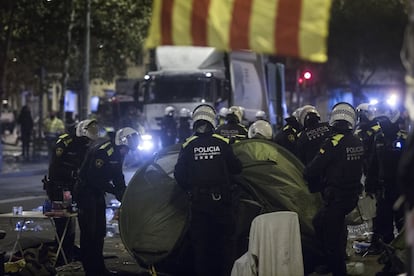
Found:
145,0 -> 332,63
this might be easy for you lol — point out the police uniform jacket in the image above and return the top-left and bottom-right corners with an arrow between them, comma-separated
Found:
304,130 -> 364,200
174,131 -> 242,203
354,120 -> 381,175
296,122 -> 331,165
215,122 -> 248,141
274,116 -> 302,153
78,139 -> 126,201
365,118 -> 406,194
47,133 -> 89,199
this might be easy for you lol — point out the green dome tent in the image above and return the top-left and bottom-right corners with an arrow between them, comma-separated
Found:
120,140 -> 325,274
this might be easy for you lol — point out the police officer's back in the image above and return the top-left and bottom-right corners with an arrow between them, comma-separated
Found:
304,103 -> 364,276
174,104 -> 242,276
295,105 -> 331,165
215,105 -> 248,142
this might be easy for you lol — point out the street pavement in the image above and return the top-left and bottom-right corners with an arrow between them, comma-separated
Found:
0,144 -> 389,275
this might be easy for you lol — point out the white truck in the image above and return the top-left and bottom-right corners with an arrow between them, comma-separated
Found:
138,46 -> 282,152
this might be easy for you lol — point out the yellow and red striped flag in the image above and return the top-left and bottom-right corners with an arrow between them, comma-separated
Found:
145,0 -> 332,63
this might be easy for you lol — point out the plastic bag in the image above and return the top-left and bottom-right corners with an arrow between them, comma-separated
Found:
357,193 -> 377,221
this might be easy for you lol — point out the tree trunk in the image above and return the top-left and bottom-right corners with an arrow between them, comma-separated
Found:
60,0 -> 76,122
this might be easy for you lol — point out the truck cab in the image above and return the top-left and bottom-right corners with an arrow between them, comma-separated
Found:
139,69 -> 229,150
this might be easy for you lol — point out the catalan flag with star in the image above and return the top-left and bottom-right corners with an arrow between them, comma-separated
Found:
145,0 -> 332,63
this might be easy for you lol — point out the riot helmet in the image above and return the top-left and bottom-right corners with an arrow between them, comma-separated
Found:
179,107 -> 191,118
164,106 -> 175,116
299,105 -> 320,127
76,119 -> 99,140
115,127 -> 140,150
329,102 -> 357,130
192,104 -> 217,128
356,103 -> 371,123
248,120 -> 273,140
218,107 -> 228,118
227,106 -> 243,123
255,110 -> 267,120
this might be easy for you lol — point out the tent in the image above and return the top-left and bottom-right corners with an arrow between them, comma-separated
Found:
120,139 -> 325,274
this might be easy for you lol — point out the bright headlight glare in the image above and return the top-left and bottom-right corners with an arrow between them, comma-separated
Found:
138,140 -> 154,151
142,134 -> 152,140
138,134 -> 154,151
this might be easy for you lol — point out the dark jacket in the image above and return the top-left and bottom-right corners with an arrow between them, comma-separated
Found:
49,133 -> 89,181
274,116 -> 302,154
215,122 -> 248,142
77,139 -> 126,201
296,121 -> 331,165
47,133 -> 89,200
174,131 -> 242,203
304,129 -> 364,199
354,120 -> 381,175
365,117 -> 406,194
17,106 -> 33,136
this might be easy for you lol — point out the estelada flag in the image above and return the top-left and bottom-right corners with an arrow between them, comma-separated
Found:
145,0 -> 332,63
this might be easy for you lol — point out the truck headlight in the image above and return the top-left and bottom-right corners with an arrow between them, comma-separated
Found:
138,134 -> 154,151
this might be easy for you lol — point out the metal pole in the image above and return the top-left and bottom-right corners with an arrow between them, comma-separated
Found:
81,0 -> 90,120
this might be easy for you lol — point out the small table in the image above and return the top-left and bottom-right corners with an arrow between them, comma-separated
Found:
0,210 -> 77,266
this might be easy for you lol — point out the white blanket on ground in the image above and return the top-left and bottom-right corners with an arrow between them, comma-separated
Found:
231,211 -> 304,276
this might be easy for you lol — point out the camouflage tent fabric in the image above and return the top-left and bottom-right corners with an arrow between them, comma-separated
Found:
120,140 -> 325,273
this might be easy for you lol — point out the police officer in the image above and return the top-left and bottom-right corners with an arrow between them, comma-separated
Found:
217,107 -> 228,126
248,119 -> 273,140
45,119 -> 98,265
215,105 -> 248,142
295,105 -> 331,165
354,103 -> 382,175
43,111 -> 65,159
304,102 -> 364,276
160,106 -> 177,148
274,107 -> 302,154
77,127 -> 139,276
174,104 -> 242,276
177,107 -> 192,143
365,102 -> 407,254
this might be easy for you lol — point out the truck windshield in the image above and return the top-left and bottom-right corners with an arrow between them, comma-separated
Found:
96,99 -> 138,129
144,78 -> 214,103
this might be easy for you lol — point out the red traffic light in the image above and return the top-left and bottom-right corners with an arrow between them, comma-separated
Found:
298,77 -> 304,84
